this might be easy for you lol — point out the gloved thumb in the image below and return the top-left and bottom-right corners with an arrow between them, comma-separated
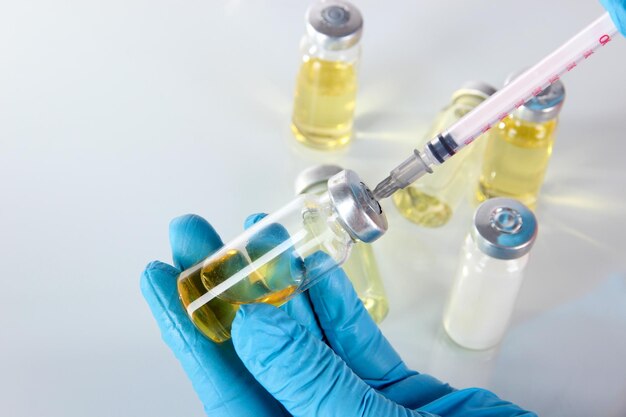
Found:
232,304 -> 434,417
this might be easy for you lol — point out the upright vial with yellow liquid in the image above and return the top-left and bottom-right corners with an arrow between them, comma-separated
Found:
291,0 -> 363,149
177,170 -> 387,343
295,165 -> 389,323
476,77 -> 566,209
393,82 -> 497,227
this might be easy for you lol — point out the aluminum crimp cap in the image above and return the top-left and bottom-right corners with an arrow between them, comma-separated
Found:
306,0 -> 363,51
472,198 -> 538,260
294,164 -> 344,195
327,169 -> 387,243
505,70 -> 566,123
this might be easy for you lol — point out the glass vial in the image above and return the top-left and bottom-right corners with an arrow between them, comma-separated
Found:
393,82 -> 496,227
295,165 -> 389,323
443,198 -> 538,350
177,170 -> 387,343
291,0 -> 363,150
476,76 -> 566,209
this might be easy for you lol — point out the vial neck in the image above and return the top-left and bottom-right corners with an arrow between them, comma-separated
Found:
301,35 -> 361,63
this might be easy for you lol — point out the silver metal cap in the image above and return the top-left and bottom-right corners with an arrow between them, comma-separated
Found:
451,81 -> 497,102
295,164 -> 344,195
306,0 -> 363,51
505,71 -> 565,123
472,198 -> 537,260
327,169 -> 387,243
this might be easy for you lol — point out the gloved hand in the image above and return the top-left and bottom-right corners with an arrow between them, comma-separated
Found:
601,0 -> 626,36
141,214 -> 289,417
142,214 -> 537,417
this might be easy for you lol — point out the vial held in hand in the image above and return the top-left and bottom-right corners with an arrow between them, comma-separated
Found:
178,170 -> 387,343
295,165 -> 389,323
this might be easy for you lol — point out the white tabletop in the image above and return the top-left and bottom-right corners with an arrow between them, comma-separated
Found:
1,1 -> 625,416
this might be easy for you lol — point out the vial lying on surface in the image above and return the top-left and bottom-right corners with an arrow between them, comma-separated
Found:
177,170 -> 387,343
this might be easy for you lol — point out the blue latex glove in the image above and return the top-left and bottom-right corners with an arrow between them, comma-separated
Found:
141,215 -> 289,417
142,214 -> 536,417
601,0 -> 626,36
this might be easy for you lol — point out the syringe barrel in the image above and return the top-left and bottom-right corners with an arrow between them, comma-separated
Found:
441,13 -> 617,155
373,13 -> 618,200
423,133 -> 462,164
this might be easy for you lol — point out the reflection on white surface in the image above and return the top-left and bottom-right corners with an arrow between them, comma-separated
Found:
543,193 -> 626,213
426,328 -> 500,390
548,218 -> 623,261
494,275 -> 626,416
421,275 -> 626,417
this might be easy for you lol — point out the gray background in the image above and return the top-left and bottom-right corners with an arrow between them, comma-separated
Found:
1,1 -> 625,416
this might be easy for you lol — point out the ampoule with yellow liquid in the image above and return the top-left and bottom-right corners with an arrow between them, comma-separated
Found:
177,170 -> 388,343
476,76 -> 566,209
291,0 -> 363,150
393,82 -> 497,227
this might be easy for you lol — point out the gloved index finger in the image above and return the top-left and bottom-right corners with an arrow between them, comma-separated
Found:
141,261 -> 287,417
307,267 -> 453,407
307,267 -> 402,383
243,212 -> 323,339
170,214 -> 223,270
231,304 -> 429,417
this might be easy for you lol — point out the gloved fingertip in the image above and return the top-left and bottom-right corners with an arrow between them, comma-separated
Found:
140,260 -> 190,340
143,260 -> 180,275
232,303 -> 291,339
140,261 -> 179,296
232,302 -> 250,322
169,214 -> 206,233
244,213 -> 268,229
169,214 -> 223,270
306,256 -> 364,323
232,303 -> 300,366
281,293 -> 324,339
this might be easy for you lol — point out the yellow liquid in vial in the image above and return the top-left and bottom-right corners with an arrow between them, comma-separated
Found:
342,242 -> 389,323
361,295 -> 389,324
291,57 -> 357,150
392,187 -> 453,228
178,249 -> 297,343
476,116 -> 557,209
392,94 -> 487,227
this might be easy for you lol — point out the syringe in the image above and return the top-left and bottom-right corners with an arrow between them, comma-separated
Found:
373,12 -> 619,200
